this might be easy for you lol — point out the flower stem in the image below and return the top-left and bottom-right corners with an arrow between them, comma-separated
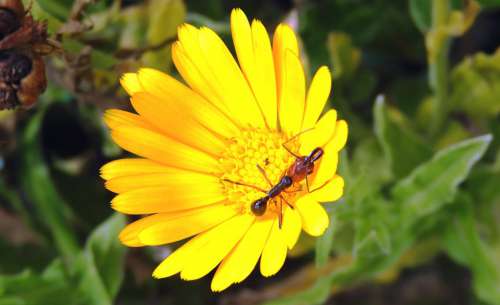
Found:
429,0 -> 451,136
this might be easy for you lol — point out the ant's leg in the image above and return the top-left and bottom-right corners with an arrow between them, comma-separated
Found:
306,176 -> 330,193
278,200 -> 283,228
222,178 -> 267,193
281,143 -> 300,158
278,195 -> 294,209
284,183 -> 303,194
281,127 -> 315,158
256,164 -> 273,187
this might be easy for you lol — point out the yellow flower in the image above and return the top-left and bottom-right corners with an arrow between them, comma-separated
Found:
101,8 -> 348,291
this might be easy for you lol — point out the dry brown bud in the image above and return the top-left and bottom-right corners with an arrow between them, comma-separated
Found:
0,8 -> 20,40
0,50 -> 46,109
16,54 -> 46,108
0,0 -> 25,18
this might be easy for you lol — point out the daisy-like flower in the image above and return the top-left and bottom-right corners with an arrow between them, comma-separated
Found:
101,9 -> 347,291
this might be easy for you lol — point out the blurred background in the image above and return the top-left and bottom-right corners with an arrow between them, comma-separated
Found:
0,0 -> 499,304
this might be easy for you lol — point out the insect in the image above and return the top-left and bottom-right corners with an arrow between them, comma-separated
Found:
224,142 -> 324,227
251,147 -> 323,221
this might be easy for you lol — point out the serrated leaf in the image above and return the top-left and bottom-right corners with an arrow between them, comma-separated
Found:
73,213 -> 126,305
392,134 -> 492,224
374,95 -> 433,178
443,198 -> 500,304
353,222 -> 392,259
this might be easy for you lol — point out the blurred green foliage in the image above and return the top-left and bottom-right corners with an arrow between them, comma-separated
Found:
1,0 -> 500,304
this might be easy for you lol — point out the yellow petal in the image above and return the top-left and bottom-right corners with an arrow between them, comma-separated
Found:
310,149 -> 339,190
279,49 -> 306,136
153,235 -> 201,278
230,9 -> 253,76
308,120 -> 347,188
119,205 -> 236,247
198,27 -> 266,128
172,36 -> 225,114
105,169 -> 219,193
311,175 -> 344,203
137,204 -> 237,246
251,20 -> 278,129
110,125 -> 219,174
302,66 -> 332,129
281,206 -> 302,249
130,92 -> 226,156
175,25 -> 265,128
211,218 -> 273,291
273,24 -> 299,101
120,73 -> 143,95
153,214 -> 249,279
136,68 -> 239,139
328,120 -> 348,152
180,214 -> 254,280
299,109 -> 337,155
103,109 -> 153,131
260,220 -> 287,277
111,183 -> 225,214
100,158 -> 171,180
295,196 -> 329,236
231,9 -> 277,129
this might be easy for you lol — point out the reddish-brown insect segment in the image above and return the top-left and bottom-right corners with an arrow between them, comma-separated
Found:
249,147 -> 324,224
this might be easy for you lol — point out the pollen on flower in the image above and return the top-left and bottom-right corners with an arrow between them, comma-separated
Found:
219,128 -> 301,216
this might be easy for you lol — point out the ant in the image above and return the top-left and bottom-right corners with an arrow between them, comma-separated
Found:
251,147 -> 323,217
223,132 -> 324,227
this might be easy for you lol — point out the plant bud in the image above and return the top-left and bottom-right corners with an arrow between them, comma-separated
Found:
0,0 -> 24,18
0,50 -> 31,83
0,8 -> 20,40
0,50 -> 46,109
0,87 -> 17,109
16,54 -> 46,108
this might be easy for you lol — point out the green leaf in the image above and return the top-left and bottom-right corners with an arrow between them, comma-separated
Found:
146,0 -> 185,45
32,0 -> 72,21
315,206 -> 337,266
443,197 -> 500,305
476,0 -> 500,7
450,49 -> 500,119
373,95 -> 433,178
20,108 -> 79,266
392,134 -> 492,225
73,213 -> 126,305
143,0 -> 186,69
409,0 -> 432,32
0,261 -> 79,305
353,206 -> 392,260
327,32 -> 361,80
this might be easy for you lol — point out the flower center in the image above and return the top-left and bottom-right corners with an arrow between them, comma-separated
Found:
219,128 -> 301,216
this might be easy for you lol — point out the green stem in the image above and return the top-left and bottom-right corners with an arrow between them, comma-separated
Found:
21,107 -> 80,267
429,0 -> 451,136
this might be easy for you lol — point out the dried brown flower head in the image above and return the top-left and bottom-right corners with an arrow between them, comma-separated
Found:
0,0 -> 48,110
